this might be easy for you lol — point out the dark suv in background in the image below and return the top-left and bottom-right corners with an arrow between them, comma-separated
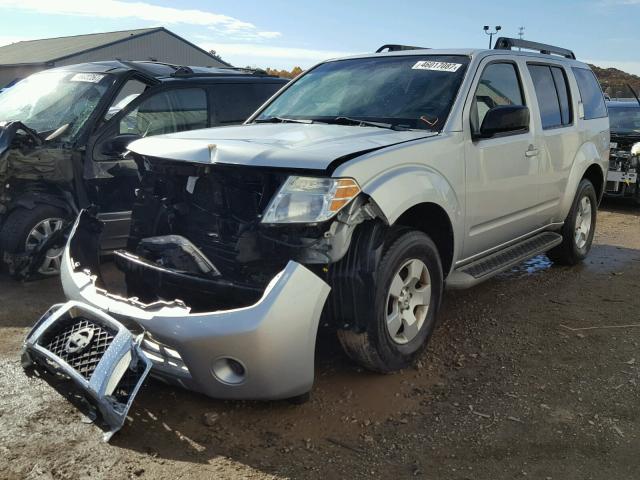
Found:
0,61 -> 287,277
606,99 -> 640,203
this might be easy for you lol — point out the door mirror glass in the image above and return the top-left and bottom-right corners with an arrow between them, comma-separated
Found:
478,105 -> 530,138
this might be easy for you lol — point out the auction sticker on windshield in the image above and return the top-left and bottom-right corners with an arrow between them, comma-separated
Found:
412,61 -> 462,72
70,73 -> 105,83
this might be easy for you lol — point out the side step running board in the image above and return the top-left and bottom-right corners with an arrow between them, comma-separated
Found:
447,232 -> 562,289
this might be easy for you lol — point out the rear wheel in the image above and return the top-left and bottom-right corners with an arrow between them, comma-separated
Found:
0,206 -> 67,276
337,230 -> 443,373
547,179 -> 597,265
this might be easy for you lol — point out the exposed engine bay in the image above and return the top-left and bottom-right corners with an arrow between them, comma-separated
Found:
111,155 -> 378,312
606,134 -> 640,200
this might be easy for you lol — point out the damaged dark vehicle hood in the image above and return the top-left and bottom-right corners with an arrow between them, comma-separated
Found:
128,123 -> 436,170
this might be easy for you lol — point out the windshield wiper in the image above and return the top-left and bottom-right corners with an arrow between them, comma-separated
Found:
254,117 -> 314,124
316,116 -> 410,131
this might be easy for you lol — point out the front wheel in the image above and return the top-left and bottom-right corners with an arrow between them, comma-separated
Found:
0,206 -> 68,276
547,179 -> 598,265
337,230 -> 443,373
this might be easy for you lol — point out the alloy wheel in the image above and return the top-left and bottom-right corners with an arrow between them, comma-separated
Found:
385,258 -> 431,345
574,196 -> 592,250
25,217 -> 65,275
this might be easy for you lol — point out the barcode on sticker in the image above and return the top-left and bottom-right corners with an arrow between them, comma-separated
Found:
412,61 -> 462,72
70,73 -> 105,83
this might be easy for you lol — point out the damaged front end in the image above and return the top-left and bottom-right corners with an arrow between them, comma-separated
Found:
0,121 -> 76,278
0,121 -> 75,215
23,155 -> 385,435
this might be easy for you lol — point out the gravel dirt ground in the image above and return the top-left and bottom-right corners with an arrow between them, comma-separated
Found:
1,200 -> 639,480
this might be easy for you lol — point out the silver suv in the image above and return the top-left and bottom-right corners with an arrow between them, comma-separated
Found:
23,38 -> 609,435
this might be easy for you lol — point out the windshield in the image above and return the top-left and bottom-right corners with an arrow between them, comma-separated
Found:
0,70 -> 111,139
256,55 -> 470,130
609,106 -> 640,134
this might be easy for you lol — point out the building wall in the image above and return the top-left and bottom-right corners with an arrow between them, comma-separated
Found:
0,65 -> 43,88
0,30 -> 225,88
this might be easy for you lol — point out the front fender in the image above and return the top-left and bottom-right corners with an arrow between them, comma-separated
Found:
8,191 -> 76,216
359,163 -> 463,265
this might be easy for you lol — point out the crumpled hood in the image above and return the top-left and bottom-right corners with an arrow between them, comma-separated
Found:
128,123 -> 436,170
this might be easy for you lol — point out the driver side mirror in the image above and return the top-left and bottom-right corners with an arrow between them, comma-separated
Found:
631,142 -> 640,157
477,105 -> 529,139
100,133 -> 141,157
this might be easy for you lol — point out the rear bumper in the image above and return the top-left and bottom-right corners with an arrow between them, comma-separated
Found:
59,211 -> 331,400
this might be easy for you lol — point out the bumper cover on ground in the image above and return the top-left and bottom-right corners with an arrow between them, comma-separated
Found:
22,301 -> 152,440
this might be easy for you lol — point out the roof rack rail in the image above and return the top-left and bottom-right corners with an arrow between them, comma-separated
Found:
493,37 -> 575,60
376,44 -> 429,53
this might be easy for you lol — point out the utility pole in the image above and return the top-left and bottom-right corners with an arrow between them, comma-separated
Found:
518,26 -> 525,51
483,25 -> 502,48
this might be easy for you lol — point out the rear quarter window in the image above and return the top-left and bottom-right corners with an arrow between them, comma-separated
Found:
572,67 -> 607,120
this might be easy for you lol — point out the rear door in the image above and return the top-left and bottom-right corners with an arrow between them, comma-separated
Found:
526,63 -> 580,224
462,58 -> 540,259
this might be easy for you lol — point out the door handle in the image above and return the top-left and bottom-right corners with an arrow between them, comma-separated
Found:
525,145 -> 539,158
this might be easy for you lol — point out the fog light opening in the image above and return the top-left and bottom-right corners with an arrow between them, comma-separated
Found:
212,357 -> 247,385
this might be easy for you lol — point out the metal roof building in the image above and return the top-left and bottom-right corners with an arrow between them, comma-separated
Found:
0,27 -> 230,87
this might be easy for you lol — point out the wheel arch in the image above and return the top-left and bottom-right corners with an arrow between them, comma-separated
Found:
559,140 -> 608,217
6,189 -> 76,217
358,163 -> 462,276
393,202 -> 455,277
582,163 -> 605,202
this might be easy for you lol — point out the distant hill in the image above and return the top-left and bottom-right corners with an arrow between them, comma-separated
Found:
589,64 -> 640,99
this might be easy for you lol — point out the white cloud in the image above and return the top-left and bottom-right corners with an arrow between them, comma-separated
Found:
585,59 -> 640,76
202,42 -> 358,68
0,0 -> 280,41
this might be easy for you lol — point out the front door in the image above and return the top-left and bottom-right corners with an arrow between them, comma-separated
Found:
463,59 -> 540,259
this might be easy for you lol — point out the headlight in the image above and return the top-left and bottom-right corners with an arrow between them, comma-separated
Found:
261,176 -> 361,224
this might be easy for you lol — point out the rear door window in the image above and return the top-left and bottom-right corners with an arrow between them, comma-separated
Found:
572,67 -> 607,119
551,67 -> 572,125
212,83 -> 283,125
119,88 -> 208,136
528,64 -> 573,129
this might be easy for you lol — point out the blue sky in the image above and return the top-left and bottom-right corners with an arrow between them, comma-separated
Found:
0,0 -> 639,74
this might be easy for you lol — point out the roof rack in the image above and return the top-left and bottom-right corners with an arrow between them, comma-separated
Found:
493,37 -> 575,60
376,44 -> 429,53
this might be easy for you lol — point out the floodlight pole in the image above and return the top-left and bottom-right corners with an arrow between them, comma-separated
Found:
483,25 -> 502,48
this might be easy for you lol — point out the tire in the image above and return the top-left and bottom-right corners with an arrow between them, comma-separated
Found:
0,205 -> 68,276
337,229 -> 443,373
547,179 -> 598,265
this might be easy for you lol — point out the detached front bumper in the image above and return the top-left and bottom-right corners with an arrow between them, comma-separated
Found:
57,211 -> 331,401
